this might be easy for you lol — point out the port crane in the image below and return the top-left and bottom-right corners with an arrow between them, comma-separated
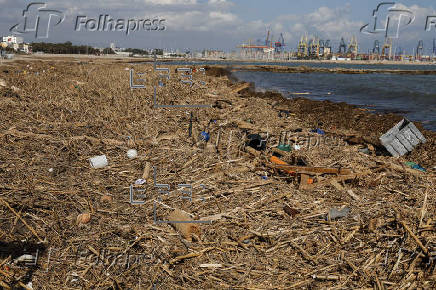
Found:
372,40 -> 380,54
323,40 -> 331,56
274,33 -> 285,53
317,40 -> 331,58
297,35 -> 308,58
308,37 -> 320,58
347,35 -> 358,57
238,28 -> 284,56
433,39 -> 436,56
381,38 -> 392,60
319,40 -> 325,57
416,40 -> 424,60
338,37 -> 347,54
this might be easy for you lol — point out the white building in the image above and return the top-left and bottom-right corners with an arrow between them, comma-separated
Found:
2,36 -> 24,44
109,42 -> 127,53
19,43 -> 30,54
1,36 -> 30,53
114,51 -> 130,57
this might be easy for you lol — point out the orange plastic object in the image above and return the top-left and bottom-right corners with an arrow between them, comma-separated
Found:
270,156 -> 296,175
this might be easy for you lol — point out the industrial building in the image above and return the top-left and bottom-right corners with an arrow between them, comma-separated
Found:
236,32 -> 436,62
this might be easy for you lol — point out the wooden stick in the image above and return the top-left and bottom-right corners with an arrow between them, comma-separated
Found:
289,280 -> 311,288
169,247 -> 214,265
0,280 -> 11,290
142,162 -> 151,180
245,146 -> 261,157
398,220 -> 428,255
216,128 -> 221,149
3,128 -> 151,147
389,249 -> 403,279
212,180 -> 272,197
199,264 -> 223,268
312,275 -> 340,281
0,198 -> 44,243
290,241 -> 316,264
419,186 -> 429,228
347,189 -> 361,201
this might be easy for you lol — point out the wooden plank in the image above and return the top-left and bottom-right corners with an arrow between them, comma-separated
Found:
269,163 -> 352,175
270,156 -> 295,175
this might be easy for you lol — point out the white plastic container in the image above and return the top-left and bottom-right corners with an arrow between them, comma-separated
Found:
127,149 -> 138,159
89,155 -> 108,169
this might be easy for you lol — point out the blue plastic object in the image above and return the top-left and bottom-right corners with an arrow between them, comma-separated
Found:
277,144 -> 291,152
311,128 -> 325,135
405,162 -> 426,172
199,131 -> 210,142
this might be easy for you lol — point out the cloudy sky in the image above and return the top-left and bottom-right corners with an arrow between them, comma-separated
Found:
1,0 -> 436,54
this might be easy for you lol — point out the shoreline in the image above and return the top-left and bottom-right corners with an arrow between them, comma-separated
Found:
192,57 -> 436,66
207,66 -> 435,168
9,53 -> 436,66
227,67 -> 436,131
231,64 -> 436,75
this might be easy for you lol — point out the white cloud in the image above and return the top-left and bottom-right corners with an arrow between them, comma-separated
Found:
268,4 -> 363,49
2,0 -> 435,50
144,0 -> 197,4
208,0 -> 233,8
209,11 -> 237,22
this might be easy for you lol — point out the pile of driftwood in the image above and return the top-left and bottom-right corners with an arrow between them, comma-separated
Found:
0,59 -> 434,289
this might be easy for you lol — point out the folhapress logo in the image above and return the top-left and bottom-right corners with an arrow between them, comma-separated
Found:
9,3 -> 166,39
360,2 -> 415,38
9,2 -> 65,39
75,15 -> 166,35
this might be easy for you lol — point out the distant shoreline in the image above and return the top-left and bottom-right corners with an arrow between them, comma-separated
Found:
191,58 -> 436,66
7,54 -> 436,67
228,64 -> 436,75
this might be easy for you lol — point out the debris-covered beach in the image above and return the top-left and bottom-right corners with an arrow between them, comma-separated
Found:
0,58 -> 435,289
